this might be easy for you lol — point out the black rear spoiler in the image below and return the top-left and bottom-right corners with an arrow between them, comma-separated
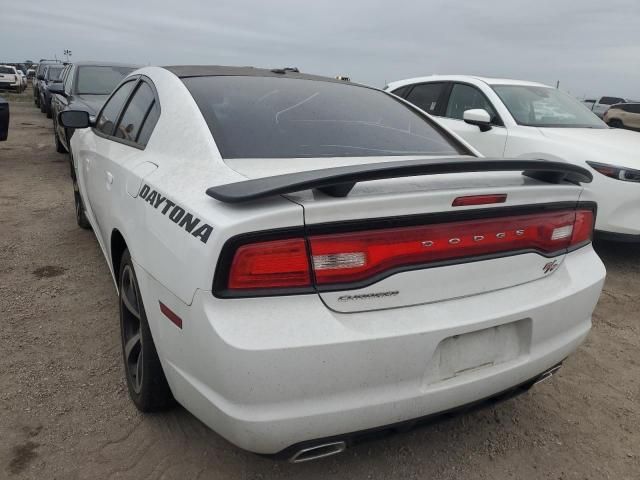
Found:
206,158 -> 593,204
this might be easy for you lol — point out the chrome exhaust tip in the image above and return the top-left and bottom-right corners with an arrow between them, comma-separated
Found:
533,364 -> 562,386
289,441 -> 347,463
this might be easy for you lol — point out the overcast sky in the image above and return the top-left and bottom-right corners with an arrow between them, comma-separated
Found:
3,0 -> 639,98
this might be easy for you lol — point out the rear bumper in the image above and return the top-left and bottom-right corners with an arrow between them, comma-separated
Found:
139,246 -> 605,454
590,176 -> 640,236
271,361 -> 563,461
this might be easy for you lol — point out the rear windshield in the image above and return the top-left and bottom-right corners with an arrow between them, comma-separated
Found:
46,66 -> 64,80
76,66 -> 135,95
184,76 -> 466,159
0,67 -> 14,74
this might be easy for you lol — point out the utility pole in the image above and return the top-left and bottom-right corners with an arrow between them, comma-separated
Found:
556,80 -> 560,89
64,49 -> 72,62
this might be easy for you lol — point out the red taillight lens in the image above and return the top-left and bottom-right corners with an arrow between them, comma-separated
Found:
571,210 -> 594,245
228,238 -> 311,289
308,209 -> 593,285
221,208 -> 594,293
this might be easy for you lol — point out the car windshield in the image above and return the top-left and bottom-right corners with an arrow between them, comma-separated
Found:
184,76 -> 466,159
76,66 -> 135,95
46,66 -> 63,80
492,85 -> 606,128
0,67 -> 14,74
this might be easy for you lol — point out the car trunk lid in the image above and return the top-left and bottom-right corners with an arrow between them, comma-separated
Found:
215,157 -> 594,312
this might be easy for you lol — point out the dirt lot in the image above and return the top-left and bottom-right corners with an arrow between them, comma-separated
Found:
1,91 -> 640,480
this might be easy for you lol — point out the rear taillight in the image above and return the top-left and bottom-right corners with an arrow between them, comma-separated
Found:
309,209 -> 593,285
452,194 -> 507,207
228,238 -> 311,289
217,208 -> 595,295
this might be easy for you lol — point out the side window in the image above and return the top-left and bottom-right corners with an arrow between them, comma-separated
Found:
114,82 -> 157,145
136,101 -> 160,146
627,104 -> 640,114
390,86 -> 409,98
445,83 -> 500,124
63,66 -> 75,94
95,81 -> 136,136
404,83 -> 447,115
60,66 -> 70,83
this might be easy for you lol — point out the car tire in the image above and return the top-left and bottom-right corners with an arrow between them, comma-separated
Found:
72,177 -> 91,230
608,119 -> 624,129
46,102 -> 52,119
35,94 -> 40,107
40,98 -> 46,113
54,128 -> 67,153
118,249 -> 175,412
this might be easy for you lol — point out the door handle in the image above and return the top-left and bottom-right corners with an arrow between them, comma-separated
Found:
106,171 -> 113,184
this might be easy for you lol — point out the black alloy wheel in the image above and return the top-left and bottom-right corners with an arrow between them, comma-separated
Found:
118,250 -> 174,412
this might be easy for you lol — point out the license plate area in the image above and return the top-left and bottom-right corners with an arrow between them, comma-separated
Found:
425,319 -> 531,384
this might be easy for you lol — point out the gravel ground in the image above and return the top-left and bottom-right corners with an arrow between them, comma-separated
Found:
1,91 -> 640,480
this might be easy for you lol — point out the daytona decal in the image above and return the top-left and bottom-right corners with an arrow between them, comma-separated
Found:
139,184 -> 213,244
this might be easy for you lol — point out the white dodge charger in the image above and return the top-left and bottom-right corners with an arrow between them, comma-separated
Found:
59,66 -> 605,461
385,76 -> 640,242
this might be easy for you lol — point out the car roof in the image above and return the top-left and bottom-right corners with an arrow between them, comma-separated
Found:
71,61 -> 140,68
387,74 -> 550,89
163,65 -> 364,86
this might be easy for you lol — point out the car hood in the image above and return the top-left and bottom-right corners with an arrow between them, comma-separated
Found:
539,127 -> 640,168
73,94 -> 108,116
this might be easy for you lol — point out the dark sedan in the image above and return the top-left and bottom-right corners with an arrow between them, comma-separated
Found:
39,65 -> 65,118
50,61 -> 138,154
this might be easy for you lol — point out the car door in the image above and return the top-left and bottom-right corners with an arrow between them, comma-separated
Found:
436,83 -> 508,157
82,79 -> 138,247
54,65 -> 73,144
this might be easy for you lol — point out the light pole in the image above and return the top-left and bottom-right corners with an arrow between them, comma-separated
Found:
64,49 -> 72,62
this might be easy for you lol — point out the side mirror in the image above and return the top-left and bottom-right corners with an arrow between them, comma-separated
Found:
0,96 -> 9,141
48,82 -> 65,96
59,110 -> 91,129
463,109 -> 493,132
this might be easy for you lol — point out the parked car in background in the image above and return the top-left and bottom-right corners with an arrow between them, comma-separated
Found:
386,75 -> 640,242
588,96 -> 631,118
604,103 -> 640,131
16,70 -> 28,92
581,99 -> 596,110
33,60 -> 62,107
49,61 -> 137,154
0,65 -> 24,92
59,65 -> 605,459
38,64 -> 65,117
27,68 -> 36,80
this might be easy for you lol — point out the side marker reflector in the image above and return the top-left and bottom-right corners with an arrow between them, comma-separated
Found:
160,302 -> 183,329
452,194 -> 507,207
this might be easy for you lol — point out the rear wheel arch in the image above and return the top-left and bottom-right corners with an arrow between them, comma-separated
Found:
111,229 -> 128,285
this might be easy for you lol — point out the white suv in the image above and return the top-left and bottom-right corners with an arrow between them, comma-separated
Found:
0,65 -> 24,92
386,76 -> 640,242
